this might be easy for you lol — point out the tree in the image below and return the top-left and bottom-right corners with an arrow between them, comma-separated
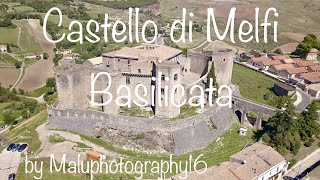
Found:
15,61 -> 22,68
3,113 -> 15,125
299,102 -> 320,139
23,99 -> 37,114
6,43 -> 11,53
46,77 -> 56,89
274,48 -> 282,55
296,34 -> 320,53
262,100 -> 301,155
43,52 -> 49,59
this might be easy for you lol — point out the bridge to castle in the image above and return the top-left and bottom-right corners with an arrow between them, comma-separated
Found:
232,96 -> 279,129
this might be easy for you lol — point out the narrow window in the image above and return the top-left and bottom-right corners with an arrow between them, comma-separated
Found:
126,76 -> 130,84
138,69 -> 141,73
161,88 -> 165,94
161,75 -> 165,81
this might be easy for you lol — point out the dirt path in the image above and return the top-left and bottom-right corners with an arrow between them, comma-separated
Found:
16,19 -> 55,91
7,53 -> 25,90
36,124 -> 120,162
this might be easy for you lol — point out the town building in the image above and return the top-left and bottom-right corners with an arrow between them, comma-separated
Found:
273,83 -> 296,96
268,64 -> 295,75
302,48 -> 319,61
278,67 -> 308,79
247,57 -> 270,67
255,60 -> 282,70
186,143 -> 288,180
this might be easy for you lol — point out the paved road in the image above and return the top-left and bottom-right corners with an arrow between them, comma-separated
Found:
296,89 -> 312,112
285,149 -> 320,179
0,149 -> 22,180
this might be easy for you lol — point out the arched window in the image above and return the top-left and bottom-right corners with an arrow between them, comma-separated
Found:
174,74 -> 178,81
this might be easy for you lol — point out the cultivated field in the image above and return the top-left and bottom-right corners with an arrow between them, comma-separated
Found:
16,19 -> 55,91
0,27 -> 19,46
0,67 -> 20,88
12,20 -> 42,53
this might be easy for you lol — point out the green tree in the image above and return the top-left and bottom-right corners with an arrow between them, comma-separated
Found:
296,34 -> 320,53
15,61 -> 22,68
263,100 -> 301,155
3,113 -> 15,125
274,48 -> 282,55
299,102 -> 320,139
23,99 -> 37,113
46,77 -> 56,89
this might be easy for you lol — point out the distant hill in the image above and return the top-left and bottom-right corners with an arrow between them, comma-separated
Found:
80,0 -> 158,9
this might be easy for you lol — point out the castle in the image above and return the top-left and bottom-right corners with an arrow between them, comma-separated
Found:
55,44 -> 234,118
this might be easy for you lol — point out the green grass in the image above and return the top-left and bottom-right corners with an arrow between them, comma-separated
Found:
2,111 -> 47,153
48,134 -> 66,144
171,105 -> 198,120
26,86 -> 51,97
232,63 -> 278,105
12,20 -> 42,53
0,53 -> 19,65
11,5 -> 35,13
119,106 -> 154,118
24,58 -> 38,66
0,102 -> 11,110
0,27 -> 19,45
51,123 -> 253,179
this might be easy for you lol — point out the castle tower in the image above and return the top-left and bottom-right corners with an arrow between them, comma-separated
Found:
212,49 -> 234,86
154,60 -> 182,118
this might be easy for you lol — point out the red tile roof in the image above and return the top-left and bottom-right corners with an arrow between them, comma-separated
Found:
284,67 -> 308,74
250,57 -> 270,63
271,55 -> 291,60
260,60 -> 282,66
308,65 -> 320,71
292,59 -> 315,67
272,64 -> 295,70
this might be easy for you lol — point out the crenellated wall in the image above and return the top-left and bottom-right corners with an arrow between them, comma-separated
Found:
48,105 -> 237,155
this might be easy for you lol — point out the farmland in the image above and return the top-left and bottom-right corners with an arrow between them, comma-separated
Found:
13,20 -> 42,53
0,27 -> 19,46
0,67 -> 20,88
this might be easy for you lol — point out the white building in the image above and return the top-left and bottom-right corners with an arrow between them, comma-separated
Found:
0,44 -> 7,52
185,143 -> 288,180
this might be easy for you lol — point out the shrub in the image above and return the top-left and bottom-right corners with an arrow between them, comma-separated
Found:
288,159 -> 297,169
304,141 -> 312,147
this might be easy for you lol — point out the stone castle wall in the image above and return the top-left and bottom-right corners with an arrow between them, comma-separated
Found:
48,105 -> 237,155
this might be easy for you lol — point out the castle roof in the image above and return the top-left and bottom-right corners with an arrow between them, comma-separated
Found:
102,44 -> 182,61
88,56 -> 103,65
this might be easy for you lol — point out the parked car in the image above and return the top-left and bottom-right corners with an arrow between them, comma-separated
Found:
8,173 -> 16,180
11,144 -> 20,152
18,144 -> 28,152
6,144 -> 15,151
